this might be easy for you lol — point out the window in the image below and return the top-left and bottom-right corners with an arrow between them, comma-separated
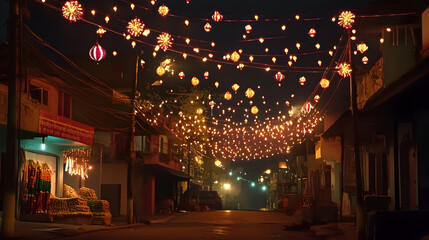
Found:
159,135 -> 168,154
134,135 -> 149,152
58,91 -> 72,118
29,85 -> 48,105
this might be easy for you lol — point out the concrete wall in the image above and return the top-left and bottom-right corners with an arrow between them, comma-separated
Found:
101,163 -> 128,216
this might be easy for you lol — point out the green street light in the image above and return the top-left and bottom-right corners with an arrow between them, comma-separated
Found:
236,176 -> 241,181
250,182 -> 255,187
261,185 -> 267,191
229,171 -> 233,176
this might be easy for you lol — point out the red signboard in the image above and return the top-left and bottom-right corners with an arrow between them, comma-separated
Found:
39,110 -> 94,145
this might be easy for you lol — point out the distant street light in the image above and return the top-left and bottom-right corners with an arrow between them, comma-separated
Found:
224,183 -> 231,190
261,185 -> 267,191
229,171 -> 233,176
250,182 -> 255,187
236,176 -> 241,181
265,169 -> 271,174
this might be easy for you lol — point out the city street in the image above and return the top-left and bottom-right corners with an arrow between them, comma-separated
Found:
57,211 -> 318,240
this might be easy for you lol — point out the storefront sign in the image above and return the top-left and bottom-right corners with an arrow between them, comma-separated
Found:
39,110 -> 94,145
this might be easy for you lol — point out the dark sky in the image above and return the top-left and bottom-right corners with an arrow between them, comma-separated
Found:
1,0 -> 381,177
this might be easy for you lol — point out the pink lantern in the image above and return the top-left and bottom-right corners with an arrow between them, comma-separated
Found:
299,76 -> 306,85
274,72 -> 285,82
89,43 -> 106,62
204,71 -> 209,79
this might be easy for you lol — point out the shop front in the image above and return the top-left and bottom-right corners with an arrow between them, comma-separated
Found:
14,110 -> 111,225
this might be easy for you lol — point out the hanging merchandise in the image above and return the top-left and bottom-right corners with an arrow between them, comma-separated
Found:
21,160 -> 52,215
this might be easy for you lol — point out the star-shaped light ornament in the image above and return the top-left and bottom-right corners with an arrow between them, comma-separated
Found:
338,11 -> 355,29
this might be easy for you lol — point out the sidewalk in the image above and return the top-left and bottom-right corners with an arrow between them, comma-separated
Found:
0,213 -> 178,239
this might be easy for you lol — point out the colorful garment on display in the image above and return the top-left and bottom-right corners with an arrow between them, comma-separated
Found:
21,160 -> 52,214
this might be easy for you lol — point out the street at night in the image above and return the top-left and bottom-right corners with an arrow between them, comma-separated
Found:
47,211 -> 321,240
1,0 -> 429,239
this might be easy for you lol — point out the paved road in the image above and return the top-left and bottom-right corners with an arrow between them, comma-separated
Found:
58,210 -> 319,240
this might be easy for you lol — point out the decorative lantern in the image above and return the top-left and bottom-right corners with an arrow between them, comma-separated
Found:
224,91 -> 232,100
232,83 -> 240,92
338,11 -> 355,29
284,48 -> 289,54
204,22 -> 212,32
245,25 -> 252,33
178,71 -> 185,79
318,60 -> 322,66
296,42 -> 301,50
127,17 -> 145,37
304,102 -> 313,112
357,42 -> 368,53
89,43 -> 106,62
209,101 -> 216,108
215,81 -> 219,88
249,55 -> 254,62
62,1 -> 83,22
272,57 -> 276,63
315,43 -> 320,49
156,66 -> 165,76
308,28 -> 316,37
157,33 -> 173,51
285,101 -> 290,106
299,76 -> 306,85
337,62 -> 352,78
200,72 -> 208,79
196,108 -> 203,115
96,27 -> 106,37
217,64 -> 222,70
362,56 -> 369,64
251,106 -> 259,115
191,77 -> 199,86
320,78 -> 330,89
274,72 -> 285,82
231,51 -> 240,62
140,59 -> 145,68
158,5 -> 169,17
245,88 -> 255,99
314,95 -> 320,102
212,10 -> 223,22
237,62 -> 244,70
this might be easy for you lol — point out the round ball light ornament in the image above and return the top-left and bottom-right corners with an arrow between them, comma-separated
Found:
314,95 -> 320,102
245,88 -> 255,99
304,102 -> 313,112
156,66 -> 165,76
158,5 -> 169,17
89,43 -> 106,62
251,106 -> 259,115
320,78 -> 330,89
232,83 -> 240,92
196,108 -> 203,115
274,72 -> 285,82
245,25 -> 252,33
362,56 -> 369,64
299,76 -> 306,85
224,91 -> 232,100
191,77 -> 200,86
178,71 -> 185,79
357,42 -> 368,53
337,62 -> 352,78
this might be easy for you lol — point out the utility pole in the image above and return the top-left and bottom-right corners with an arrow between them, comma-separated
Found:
348,29 -> 364,240
1,0 -> 22,238
127,55 -> 139,224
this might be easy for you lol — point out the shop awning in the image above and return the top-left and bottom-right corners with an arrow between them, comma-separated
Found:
140,164 -> 192,181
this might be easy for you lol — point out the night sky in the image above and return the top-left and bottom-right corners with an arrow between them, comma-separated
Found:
1,0 -> 381,184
